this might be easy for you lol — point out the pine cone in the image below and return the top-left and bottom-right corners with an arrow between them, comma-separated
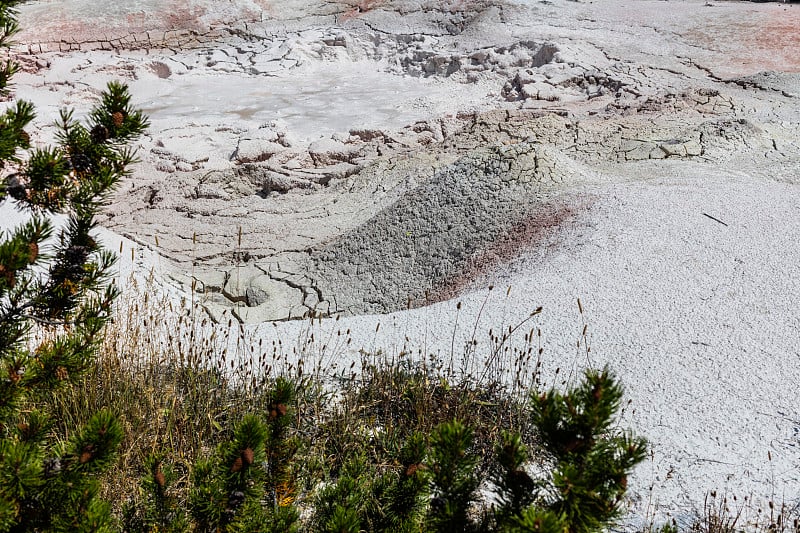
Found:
241,447 -> 254,467
91,124 -> 109,143
28,242 -> 38,263
405,463 -> 425,477
19,130 -> 30,147
269,402 -> 288,420
0,265 -> 15,288
592,384 -> 603,401
112,111 -> 125,127
230,456 -> 243,473
79,444 -> 95,464
70,152 -> 92,173
154,468 -> 166,488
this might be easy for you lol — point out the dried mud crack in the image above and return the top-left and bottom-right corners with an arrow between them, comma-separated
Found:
10,1 -> 800,525
14,0 -> 800,323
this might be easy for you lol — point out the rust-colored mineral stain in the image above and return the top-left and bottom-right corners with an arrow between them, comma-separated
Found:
684,6 -> 800,76
759,7 -> 800,71
162,1 -> 208,32
429,196 -> 594,305
340,0 -> 385,21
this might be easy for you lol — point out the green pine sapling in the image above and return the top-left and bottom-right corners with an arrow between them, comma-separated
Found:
0,0 -> 148,529
185,380 -> 300,533
426,419 -> 482,533
376,431 -> 429,532
311,431 -> 428,533
528,366 -> 647,533
122,453 -> 190,533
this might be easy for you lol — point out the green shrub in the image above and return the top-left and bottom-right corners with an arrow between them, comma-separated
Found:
306,366 -> 646,533
310,431 -> 428,533
0,1 -> 147,529
0,3 -> 647,531
528,366 -> 648,533
123,379 -> 300,533
426,419 -> 482,532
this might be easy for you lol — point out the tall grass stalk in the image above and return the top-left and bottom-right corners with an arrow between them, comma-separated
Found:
42,273 -> 549,516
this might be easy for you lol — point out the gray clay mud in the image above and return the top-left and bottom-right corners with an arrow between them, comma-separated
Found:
14,0 -> 800,322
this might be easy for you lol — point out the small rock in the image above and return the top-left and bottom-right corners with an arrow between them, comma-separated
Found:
308,138 -> 361,166
232,140 -> 285,164
304,162 -> 361,183
303,290 -> 319,308
150,61 -> 171,79
194,270 -> 227,293
536,85 -> 561,102
349,128 -> 385,142
231,275 -> 305,322
222,265 -> 266,302
521,82 -> 540,100
684,140 -> 703,156
313,300 -> 331,316
659,140 -> 686,157
246,287 -> 269,306
195,183 -> 231,200
155,160 -> 176,173
258,172 -> 308,195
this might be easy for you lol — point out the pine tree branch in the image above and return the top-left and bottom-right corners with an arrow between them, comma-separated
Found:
18,313 -> 72,326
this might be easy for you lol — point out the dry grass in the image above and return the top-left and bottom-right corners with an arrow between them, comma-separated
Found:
40,274 -> 545,517
43,274 -> 311,508
687,492 -> 800,533
40,275 -> 796,531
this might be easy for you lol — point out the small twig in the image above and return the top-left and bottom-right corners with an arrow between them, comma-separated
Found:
0,300 -> 37,325
702,213 -> 728,226
20,314 -> 73,326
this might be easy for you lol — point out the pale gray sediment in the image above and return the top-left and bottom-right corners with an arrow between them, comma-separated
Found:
185,95 -> 786,322
10,0 -> 800,522
308,143 -> 564,316
13,0 -> 800,323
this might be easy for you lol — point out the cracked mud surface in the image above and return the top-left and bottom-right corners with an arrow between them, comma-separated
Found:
10,0 -> 800,524
13,0 -> 800,323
